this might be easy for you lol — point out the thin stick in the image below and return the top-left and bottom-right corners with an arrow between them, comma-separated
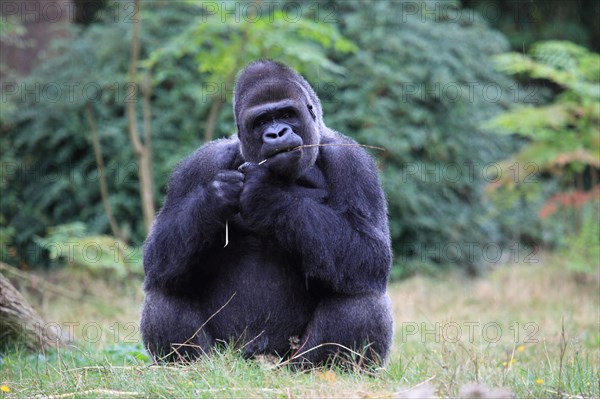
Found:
295,143 -> 387,152
86,103 -> 124,242
159,292 -> 236,362
224,219 -> 229,247
276,341 -> 367,368
258,143 -> 387,165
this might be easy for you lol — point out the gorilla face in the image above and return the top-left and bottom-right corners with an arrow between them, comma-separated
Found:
234,61 -> 321,180
252,103 -> 303,159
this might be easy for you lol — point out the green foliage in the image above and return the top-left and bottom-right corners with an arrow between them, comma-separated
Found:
463,0 -> 599,53
0,1 -> 354,268
34,223 -> 142,278
326,0 -> 520,275
145,5 -> 356,81
0,17 -> 27,44
1,2 -> 213,266
3,0 -> 548,277
487,41 -> 600,252
561,201 -> 600,275
491,41 -> 600,181
102,342 -> 150,363
144,1 -> 356,142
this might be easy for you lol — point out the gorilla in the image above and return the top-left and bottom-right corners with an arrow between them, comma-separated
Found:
140,60 -> 393,367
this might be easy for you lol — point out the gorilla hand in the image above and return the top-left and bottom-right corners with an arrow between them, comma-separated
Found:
238,162 -> 286,232
208,170 -> 244,218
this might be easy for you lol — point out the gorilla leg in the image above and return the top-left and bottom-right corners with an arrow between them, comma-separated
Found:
297,293 -> 393,367
140,291 -> 214,362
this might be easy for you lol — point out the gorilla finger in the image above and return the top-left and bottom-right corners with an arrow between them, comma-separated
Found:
238,162 -> 258,174
216,170 -> 244,183
210,180 -> 226,198
211,179 -> 242,198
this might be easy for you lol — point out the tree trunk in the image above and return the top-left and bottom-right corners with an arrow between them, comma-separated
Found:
86,103 -> 126,242
203,96 -> 224,143
202,28 -> 247,142
126,0 -> 155,233
0,270 -> 64,349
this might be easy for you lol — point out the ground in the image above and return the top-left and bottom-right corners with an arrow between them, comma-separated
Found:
0,255 -> 598,398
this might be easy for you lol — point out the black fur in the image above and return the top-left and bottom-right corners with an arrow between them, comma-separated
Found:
140,60 -> 393,366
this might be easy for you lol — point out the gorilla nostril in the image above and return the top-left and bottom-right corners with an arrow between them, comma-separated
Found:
263,126 -> 289,142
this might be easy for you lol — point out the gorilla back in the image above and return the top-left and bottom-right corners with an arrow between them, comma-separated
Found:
141,60 -> 394,366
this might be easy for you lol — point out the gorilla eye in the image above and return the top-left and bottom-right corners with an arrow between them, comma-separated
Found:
254,117 -> 269,128
280,109 -> 297,120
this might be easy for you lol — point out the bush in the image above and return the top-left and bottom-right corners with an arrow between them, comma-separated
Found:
1,3 -> 205,266
488,40 -> 600,266
325,0 -> 521,276
34,222 -> 142,278
3,0 -> 531,277
1,1 -> 354,268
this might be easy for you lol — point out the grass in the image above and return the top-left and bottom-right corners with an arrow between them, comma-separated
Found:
0,256 -> 598,398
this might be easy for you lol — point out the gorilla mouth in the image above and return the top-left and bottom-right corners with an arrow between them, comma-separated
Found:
259,146 -> 301,165
264,146 -> 301,159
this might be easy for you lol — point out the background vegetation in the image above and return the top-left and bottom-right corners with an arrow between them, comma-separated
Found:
0,0 -> 598,397
2,0 -> 597,276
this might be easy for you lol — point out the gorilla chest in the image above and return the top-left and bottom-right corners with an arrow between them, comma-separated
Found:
203,228 -> 316,343
213,227 -> 308,296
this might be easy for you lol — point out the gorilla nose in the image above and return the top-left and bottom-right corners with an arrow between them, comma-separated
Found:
262,124 -> 290,143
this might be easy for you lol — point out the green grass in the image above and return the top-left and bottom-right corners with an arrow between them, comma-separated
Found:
1,256 -> 598,398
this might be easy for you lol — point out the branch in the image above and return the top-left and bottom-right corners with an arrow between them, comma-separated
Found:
86,103 -> 126,242
140,70 -> 156,229
203,22 -> 249,142
203,96 -> 224,143
125,0 -> 155,233
141,71 -> 153,160
126,0 -> 143,156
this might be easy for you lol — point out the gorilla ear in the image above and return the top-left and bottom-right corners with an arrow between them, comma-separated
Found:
307,104 -> 316,121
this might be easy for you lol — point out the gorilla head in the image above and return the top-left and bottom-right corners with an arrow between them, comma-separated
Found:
234,60 -> 322,179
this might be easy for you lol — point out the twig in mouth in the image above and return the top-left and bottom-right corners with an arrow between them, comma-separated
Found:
258,143 -> 387,165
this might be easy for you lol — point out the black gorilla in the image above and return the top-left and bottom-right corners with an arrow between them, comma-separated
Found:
140,60 -> 393,366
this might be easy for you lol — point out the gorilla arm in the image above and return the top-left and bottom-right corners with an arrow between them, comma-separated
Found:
143,138 -> 243,293
240,141 -> 392,295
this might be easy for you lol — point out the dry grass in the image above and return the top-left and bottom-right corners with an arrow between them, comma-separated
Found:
0,256 -> 598,398
388,255 -> 599,397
